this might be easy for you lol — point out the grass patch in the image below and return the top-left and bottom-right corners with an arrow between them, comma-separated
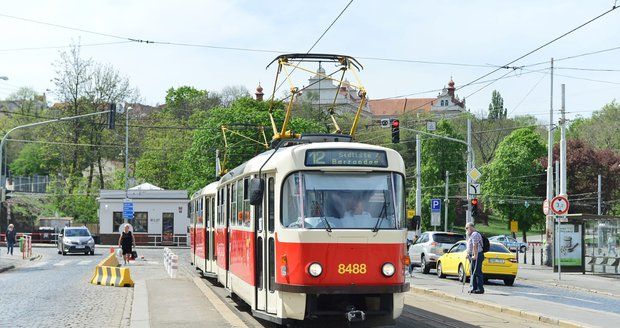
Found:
450,215 -> 543,240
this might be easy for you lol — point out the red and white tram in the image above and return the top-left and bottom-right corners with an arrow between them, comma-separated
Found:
190,139 -> 409,325
189,182 -> 217,277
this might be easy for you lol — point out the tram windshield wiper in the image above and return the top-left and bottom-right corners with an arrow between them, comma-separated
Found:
372,191 -> 389,232
314,189 -> 332,232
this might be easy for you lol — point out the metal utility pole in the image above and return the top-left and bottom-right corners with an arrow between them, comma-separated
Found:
560,84 -> 567,196
444,171 -> 449,231
545,58 -> 554,266
598,174 -> 602,215
466,118 -> 472,224
124,105 -> 131,224
415,134 -> 422,236
555,160 -> 560,196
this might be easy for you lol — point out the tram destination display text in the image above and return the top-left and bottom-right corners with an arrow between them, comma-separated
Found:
305,149 -> 388,167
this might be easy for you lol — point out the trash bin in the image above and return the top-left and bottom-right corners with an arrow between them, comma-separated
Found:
19,236 -> 25,252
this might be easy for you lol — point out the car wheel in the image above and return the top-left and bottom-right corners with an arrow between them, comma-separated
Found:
458,264 -> 467,283
57,249 -> 62,255
504,277 -> 515,286
436,262 -> 446,278
89,250 -> 95,255
520,245 -> 527,253
421,256 -> 431,274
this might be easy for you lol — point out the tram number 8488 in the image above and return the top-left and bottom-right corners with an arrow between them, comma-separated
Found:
338,263 -> 367,275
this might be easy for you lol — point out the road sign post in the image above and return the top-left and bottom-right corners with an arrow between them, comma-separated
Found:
430,199 -> 441,228
123,199 -> 134,222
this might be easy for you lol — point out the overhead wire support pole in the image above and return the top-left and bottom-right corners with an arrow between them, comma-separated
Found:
560,83 -> 567,196
466,118 -> 472,224
598,174 -> 602,215
444,171 -> 449,231
545,58 -> 554,266
415,134 -> 422,237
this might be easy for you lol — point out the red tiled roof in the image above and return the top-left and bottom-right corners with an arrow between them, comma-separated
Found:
368,98 -> 436,117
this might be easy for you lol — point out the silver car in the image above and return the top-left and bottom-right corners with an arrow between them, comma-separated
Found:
57,227 -> 95,255
489,235 -> 528,253
408,231 -> 465,274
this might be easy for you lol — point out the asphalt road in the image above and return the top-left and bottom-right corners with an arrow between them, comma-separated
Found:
408,265 -> 620,316
0,246 -> 130,328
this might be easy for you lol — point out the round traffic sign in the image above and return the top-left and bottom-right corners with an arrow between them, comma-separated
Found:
550,195 -> 569,215
543,199 -> 549,215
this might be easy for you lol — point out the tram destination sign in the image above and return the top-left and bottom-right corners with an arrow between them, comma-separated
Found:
305,149 -> 388,167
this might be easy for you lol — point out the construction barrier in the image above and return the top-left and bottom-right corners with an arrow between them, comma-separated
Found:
90,252 -> 134,287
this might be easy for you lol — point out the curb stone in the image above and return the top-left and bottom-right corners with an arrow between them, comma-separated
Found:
409,286 -> 589,328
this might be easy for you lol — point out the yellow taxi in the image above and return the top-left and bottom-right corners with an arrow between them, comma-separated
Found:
435,241 -> 518,286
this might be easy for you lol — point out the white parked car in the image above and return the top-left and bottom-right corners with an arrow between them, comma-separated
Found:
57,227 -> 95,255
408,231 -> 465,274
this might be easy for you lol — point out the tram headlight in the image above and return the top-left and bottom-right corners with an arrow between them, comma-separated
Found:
308,262 -> 323,277
382,263 -> 395,277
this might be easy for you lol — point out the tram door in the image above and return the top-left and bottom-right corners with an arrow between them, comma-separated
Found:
205,197 -> 212,273
256,175 -> 277,314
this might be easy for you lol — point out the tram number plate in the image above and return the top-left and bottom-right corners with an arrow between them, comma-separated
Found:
337,263 -> 367,275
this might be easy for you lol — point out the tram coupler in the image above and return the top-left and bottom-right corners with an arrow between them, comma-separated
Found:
345,307 -> 366,323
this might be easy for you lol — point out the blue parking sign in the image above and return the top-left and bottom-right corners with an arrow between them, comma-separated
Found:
431,199 -> 441,212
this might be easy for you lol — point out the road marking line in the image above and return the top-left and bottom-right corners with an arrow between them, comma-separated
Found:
147,261 -> 159,265
77,260 -> 92,265
31,261 -> 48,267
561,296 -> 601,304
54,260 -> 73,266
523,292 -> 549,296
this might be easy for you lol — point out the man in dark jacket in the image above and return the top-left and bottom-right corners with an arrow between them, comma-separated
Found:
6,224 -> 16,255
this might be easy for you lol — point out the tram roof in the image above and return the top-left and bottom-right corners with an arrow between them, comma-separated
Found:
191,181 -> 218,199
219,142 -> 404,183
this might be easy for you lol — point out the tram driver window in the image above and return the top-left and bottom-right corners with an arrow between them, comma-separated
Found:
281,172 -> 404,230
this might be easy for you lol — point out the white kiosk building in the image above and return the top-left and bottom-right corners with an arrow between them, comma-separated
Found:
97,183 -> 189,246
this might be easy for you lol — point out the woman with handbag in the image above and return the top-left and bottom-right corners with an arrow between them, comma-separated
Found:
118,224 -> 136,265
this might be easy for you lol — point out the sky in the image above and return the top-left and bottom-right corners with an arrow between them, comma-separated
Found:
1,0 -> 619,123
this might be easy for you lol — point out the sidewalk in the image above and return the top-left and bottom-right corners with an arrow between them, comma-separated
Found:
518,263 -> 620,297
0,253 -> 41,273
128,252 -> 245,328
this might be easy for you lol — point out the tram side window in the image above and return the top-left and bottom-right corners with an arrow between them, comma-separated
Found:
254,176 -> 263,232
226,185 -> 231,226
205,197 -> 210,226
231,183 -> 237,227
243,178 -> 250,227
237,179 -> 244,227
268,177 -> 275,232
268,238 -> 275,292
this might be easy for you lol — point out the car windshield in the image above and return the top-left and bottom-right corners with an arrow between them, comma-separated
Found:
65,229 -> 90,237
281,171 -> 404,229
449,243 -> 466,253
433,233 -> 465,244
489,243 -> 510,253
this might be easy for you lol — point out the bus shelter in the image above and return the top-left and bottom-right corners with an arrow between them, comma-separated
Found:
582,214 -> 620,274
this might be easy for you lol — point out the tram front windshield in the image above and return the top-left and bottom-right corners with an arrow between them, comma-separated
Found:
282,172 -> 404,229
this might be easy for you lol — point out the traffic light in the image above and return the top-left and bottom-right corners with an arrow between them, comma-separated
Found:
471,198 -> 479,218
108,103 -> 116,129
391,119 -> 400,143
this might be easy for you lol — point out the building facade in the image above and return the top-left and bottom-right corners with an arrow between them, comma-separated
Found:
97,183 -> 188,246
299,64 -> 372,117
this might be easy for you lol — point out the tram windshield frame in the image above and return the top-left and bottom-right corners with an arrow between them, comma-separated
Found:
281,171 -> 404,230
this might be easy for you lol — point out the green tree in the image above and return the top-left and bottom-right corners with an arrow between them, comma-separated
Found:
568,101 -> 619,150
164,86 -> 221,119
179,97 -> 326,193
482,127 -> 546,240
487,90 -> 506,120
406,120 -> 466,230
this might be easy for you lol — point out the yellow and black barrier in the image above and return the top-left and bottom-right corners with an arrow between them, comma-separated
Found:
90,253 -> 134,287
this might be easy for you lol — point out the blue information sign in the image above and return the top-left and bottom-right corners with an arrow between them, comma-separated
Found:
123,199 -> 134,219
431,199 -> 441,212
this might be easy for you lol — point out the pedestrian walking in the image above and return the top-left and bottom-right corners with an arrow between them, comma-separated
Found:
6,224 -> 16,255
118,224 -> 136,265
465,222 -> 485,294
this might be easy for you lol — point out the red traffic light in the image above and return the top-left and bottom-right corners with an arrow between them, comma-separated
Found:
392,119 -> 400,128
471,198 -> 478,206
